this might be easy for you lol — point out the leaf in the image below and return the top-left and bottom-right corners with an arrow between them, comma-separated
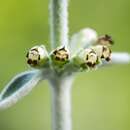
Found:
98,52 -> 130,67
0,70 -> 43,109
110,52 -> 130,64
69,28 -> 98,55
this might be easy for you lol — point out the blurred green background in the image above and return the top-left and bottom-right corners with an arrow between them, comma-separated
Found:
0,0 -> 130,130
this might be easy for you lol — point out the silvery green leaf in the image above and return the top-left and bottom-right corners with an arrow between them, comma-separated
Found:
70,28 -> 98,55
110,52 -> 130,64
100,52 -> 130,67
0,70 -> 43,109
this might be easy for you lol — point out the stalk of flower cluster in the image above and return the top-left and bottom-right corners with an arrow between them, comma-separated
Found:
49,0 -> 69,49
49,0 -> 72,130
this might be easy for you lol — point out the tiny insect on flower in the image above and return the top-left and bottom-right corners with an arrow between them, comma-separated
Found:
97,34 -> 114,46
26,45 -> 49,68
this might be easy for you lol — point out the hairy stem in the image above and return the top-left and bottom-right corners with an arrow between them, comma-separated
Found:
49,0 -> 71,129
49,76 -> 73,130
49,0 -> 69,49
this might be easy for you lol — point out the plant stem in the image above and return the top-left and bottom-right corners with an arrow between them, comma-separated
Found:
49,0 -> 69,49
49,76 -> 73,130
49,0 -> 71,130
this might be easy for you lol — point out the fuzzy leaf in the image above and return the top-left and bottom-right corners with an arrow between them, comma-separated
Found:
0,70 -> 43,109
110,52 -> 130,64
70,28 -> 98,55
100,52 -> 130,67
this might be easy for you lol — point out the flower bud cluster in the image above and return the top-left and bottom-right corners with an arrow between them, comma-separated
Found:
26,35 -> 113,72
26,45 -> 70,70
72,35 -> 113,70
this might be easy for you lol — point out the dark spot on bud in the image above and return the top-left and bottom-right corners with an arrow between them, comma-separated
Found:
33,60 -> 38,65
86,62 -> 96,68
59,46 -> 66,51
27,59 -> 32,64
26,52 -> 29,58
31,48 -> 39,52
66,55 -> 69,59
53,50 -> 58,55
106,57 -> 111,62
61,58 -> 65,61
38,55 -> 40,60
101,55 -> 104,58
27,59 -> 38,66
86,55 -> 89,60
55,56 -> 60,60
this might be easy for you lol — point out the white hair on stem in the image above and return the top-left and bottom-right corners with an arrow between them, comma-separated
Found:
49,0 -> 69,49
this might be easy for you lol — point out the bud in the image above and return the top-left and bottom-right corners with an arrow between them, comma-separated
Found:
93,45 -> 111,61
85,49 -> 99,68
50,46 -> 70,68
98,34 -> 114,46
73,48 -> 99,70
26,45 -> 49,68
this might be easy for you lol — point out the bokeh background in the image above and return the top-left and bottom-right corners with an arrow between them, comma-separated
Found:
0,0 -> 130,130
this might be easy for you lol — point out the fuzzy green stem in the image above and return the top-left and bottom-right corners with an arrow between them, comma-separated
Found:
49,0 -> 69,49
49,76 -> 73,130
